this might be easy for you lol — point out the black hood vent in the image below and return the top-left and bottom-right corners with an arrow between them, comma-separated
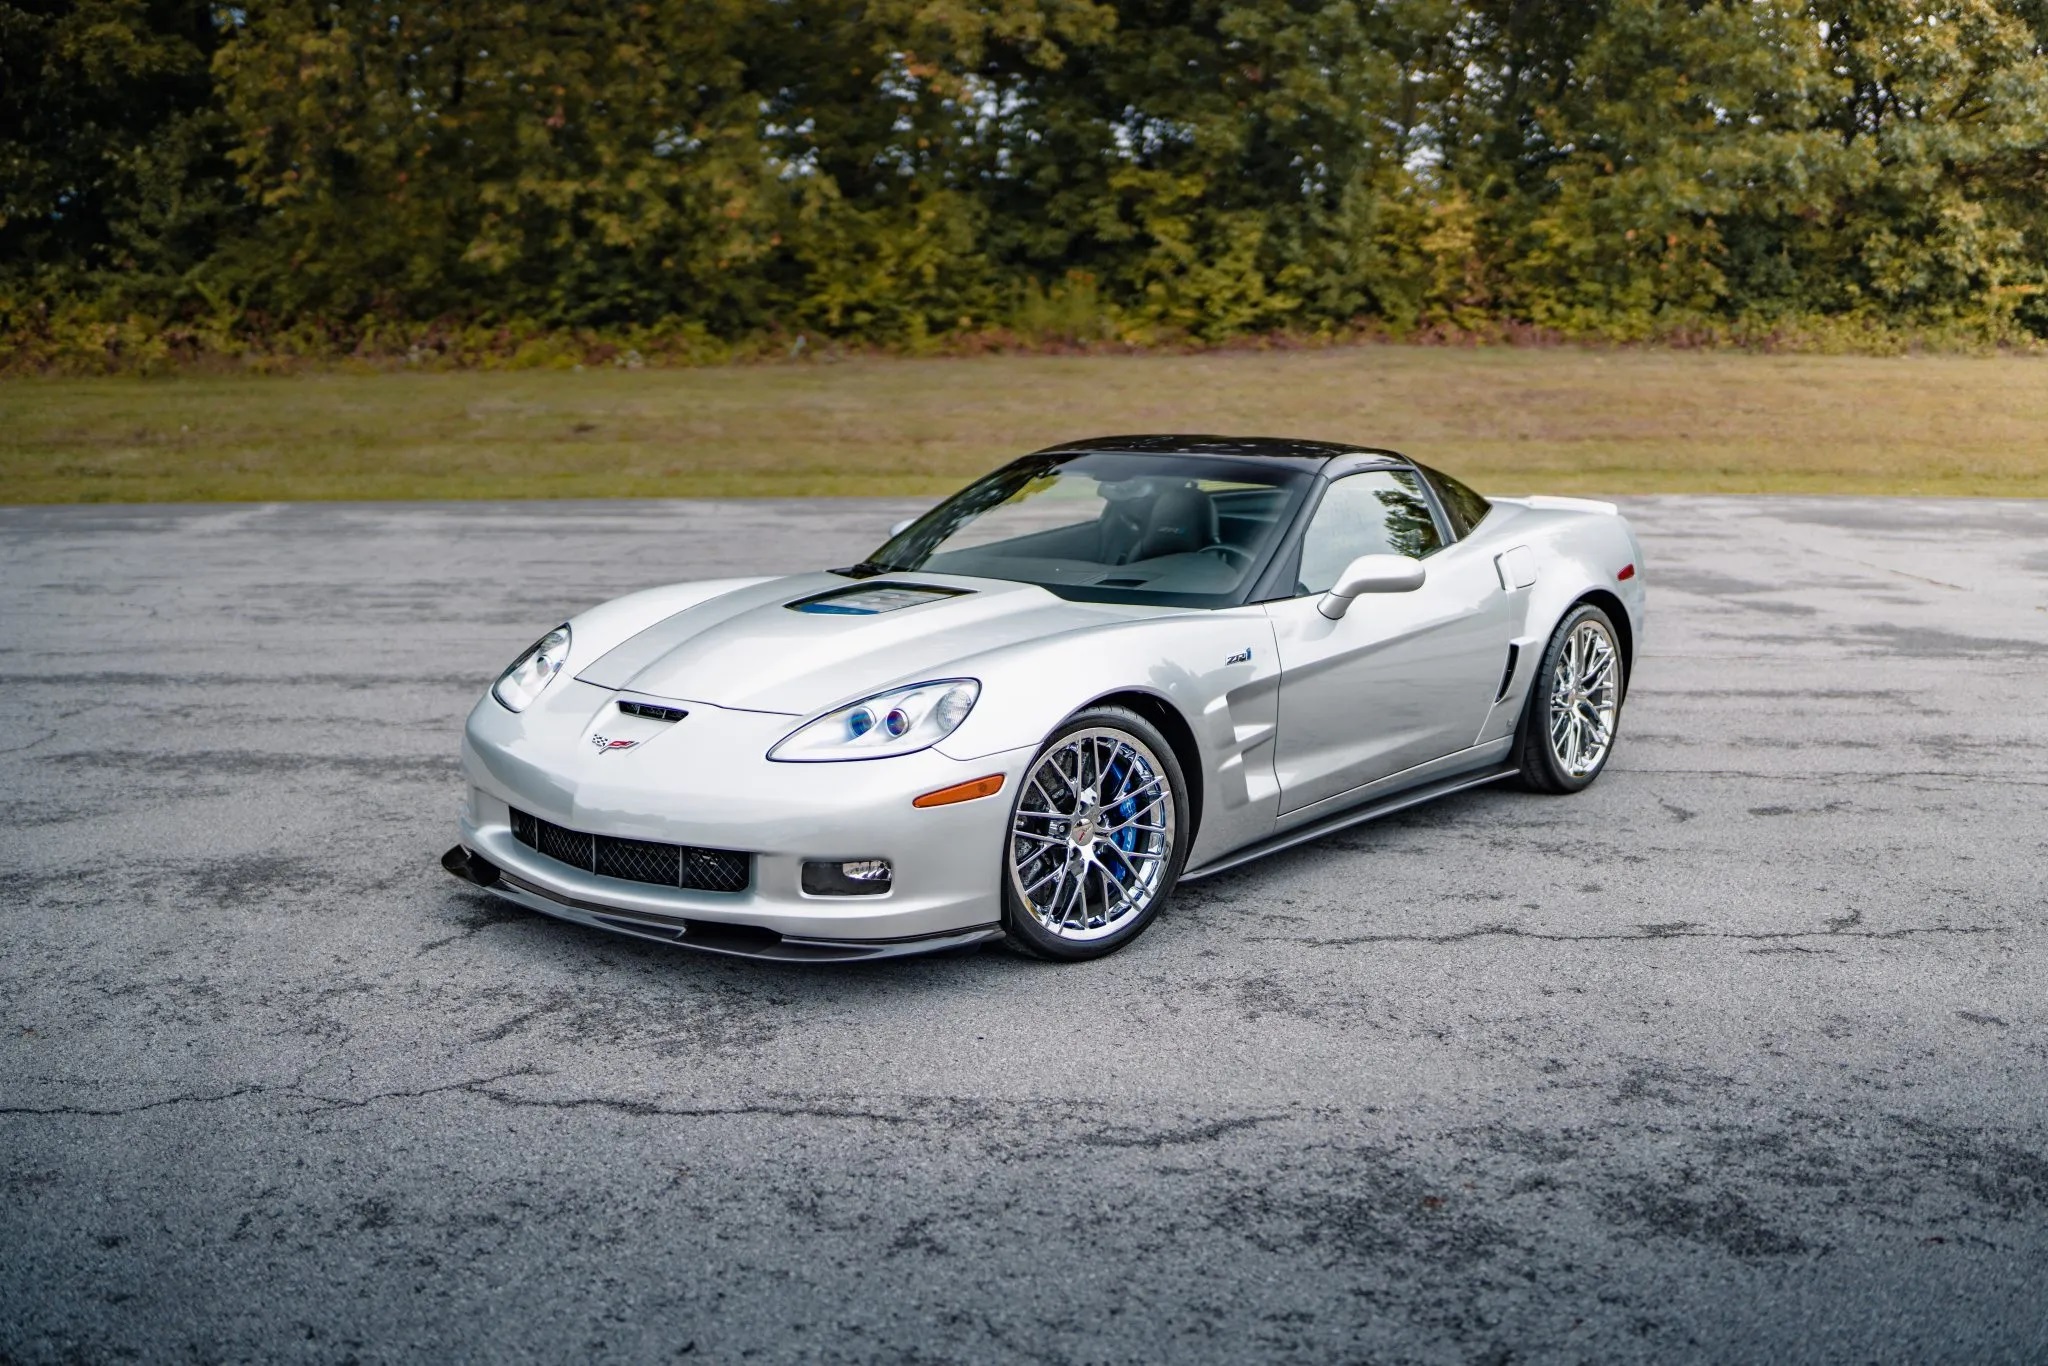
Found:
617,700 -> 687,722
786,582 -> 970,616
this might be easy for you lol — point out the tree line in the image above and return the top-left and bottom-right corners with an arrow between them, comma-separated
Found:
4,0 -> 2046,367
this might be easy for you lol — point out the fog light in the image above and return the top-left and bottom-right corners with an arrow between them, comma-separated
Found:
802,858 -> 893,896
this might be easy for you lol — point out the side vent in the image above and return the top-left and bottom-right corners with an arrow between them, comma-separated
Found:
1495,644 -> 1521,703
618,701 -> 688,722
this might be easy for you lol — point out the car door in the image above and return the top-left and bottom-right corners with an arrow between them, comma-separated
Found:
1267,468 -> 1516,815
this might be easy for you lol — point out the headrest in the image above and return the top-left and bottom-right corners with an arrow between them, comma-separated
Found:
1134,484 -> 1217,559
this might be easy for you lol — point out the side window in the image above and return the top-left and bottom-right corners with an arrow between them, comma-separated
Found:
1295,470 -> 1443,594
1416,461 -> 1491,539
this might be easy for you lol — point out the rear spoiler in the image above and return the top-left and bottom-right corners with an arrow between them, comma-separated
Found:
1488,495 -> 1620,516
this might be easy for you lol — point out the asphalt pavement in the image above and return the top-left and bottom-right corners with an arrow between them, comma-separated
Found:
2,495 -> 2045,1364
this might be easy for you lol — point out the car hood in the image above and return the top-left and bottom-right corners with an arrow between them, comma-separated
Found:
574,571 -> 1153,714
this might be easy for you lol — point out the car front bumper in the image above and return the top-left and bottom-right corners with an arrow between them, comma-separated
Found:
448,683 -> 1031,961
440,845 -> 1008,961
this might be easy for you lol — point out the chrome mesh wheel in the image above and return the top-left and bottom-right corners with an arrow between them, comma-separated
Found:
1548,617 -> 1620,778
1008,727 -> 1176,943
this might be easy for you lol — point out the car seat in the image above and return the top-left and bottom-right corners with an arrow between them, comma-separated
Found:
1129,483 -> 1218,561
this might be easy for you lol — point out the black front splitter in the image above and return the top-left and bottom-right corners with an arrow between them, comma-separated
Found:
441,845 -> 1003,963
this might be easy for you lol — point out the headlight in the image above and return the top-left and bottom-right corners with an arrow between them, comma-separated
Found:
492,625 -> 571,712
769,679 -> 979,762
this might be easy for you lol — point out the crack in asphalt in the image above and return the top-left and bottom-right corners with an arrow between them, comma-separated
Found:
0,1082 -> 278,1120
1614,768 -> 2048,786
417,897 -> 532,956
0,1074 -> 1295,1151
1078,1112 -> 1293,1149
0,1069 -> 545,1120
463,1089 -> 928,1126
1258,921 -> 2000,949
0,1072 -> 970,1132
1804,548 -> 1972,592
0,727 -> 56,755
293,1068 -> 549,1114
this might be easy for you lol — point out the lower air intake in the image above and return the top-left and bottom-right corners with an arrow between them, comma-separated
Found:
510,809 -> 749,893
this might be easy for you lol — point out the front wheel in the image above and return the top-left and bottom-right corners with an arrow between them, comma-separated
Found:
1513,603 -> 1625,794
1001,706 -> 1189,961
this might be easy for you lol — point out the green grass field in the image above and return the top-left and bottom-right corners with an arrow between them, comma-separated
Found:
3,347 -> 2043,503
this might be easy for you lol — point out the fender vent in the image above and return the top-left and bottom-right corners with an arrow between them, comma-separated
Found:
1495,644 -> 1521,703
510,809 -> 749,893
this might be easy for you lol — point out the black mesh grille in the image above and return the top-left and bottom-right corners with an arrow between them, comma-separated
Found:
509,809 -> 748,893
595,835 -> 680,885
681,848 -> 750,894
537,821 -> 595,871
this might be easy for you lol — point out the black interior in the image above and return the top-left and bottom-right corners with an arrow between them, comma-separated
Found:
868,449 -> 1318,607
925,482 -> 1290,597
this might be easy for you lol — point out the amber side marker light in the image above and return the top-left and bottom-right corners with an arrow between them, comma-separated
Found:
913,774 -> 1006,808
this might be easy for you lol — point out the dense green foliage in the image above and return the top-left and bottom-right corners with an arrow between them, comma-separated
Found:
4,0 -> 2046,366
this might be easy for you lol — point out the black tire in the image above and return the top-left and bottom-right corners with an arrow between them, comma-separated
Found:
1001,705 -> 1191,961
1513,602 -> 1626,794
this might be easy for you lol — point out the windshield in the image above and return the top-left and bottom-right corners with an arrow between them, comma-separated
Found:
853,451 -> 1316,607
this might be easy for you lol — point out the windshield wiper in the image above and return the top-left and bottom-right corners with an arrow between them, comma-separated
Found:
831,559 -> 897,579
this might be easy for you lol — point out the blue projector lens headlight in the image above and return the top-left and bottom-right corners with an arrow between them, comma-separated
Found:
769,680 -> 980,762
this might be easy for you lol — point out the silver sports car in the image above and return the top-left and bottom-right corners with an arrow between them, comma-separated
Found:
443,435 -> 1644,962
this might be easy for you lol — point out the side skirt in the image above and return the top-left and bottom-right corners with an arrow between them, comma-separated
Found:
1178,764 -> 1518,883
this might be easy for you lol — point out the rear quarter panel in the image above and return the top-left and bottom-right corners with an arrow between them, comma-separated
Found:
1466,499 -> 1646,746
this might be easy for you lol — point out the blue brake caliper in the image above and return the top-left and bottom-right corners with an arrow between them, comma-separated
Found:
1113,761 -> 1139,870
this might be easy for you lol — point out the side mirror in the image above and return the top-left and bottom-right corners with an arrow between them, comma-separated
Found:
888,516 -> 918,538
1318,554 -> 1425,619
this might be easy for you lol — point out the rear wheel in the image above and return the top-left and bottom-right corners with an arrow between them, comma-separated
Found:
1001,707 -> 1189,961
1514,604 -> 1625,794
